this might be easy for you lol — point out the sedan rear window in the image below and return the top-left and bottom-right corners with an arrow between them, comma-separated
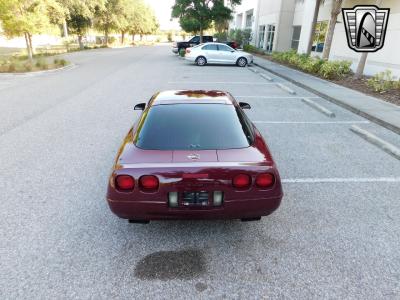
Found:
134,104 -> 252,150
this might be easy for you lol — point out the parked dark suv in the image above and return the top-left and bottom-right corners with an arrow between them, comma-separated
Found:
172,36 -> 214,54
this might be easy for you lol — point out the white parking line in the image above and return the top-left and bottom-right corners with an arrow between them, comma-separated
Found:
282,177 -> 400,183
168,81 -> 276,85
253,121 -> 370,124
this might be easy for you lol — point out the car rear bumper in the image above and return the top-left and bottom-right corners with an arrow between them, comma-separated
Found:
172,47 -> 179,53
107,196 -> 282,220
185,56 -> 196,62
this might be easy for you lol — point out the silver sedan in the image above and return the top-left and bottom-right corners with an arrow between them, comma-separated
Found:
185,42 -> 253,67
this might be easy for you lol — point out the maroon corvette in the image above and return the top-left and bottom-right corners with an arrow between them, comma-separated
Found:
107,90 -> 283,223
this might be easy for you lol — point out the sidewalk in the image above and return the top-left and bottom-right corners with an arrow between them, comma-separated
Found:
253,56 -> 400,135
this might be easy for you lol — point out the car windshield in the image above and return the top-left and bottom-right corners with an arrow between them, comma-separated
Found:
134,104 -> 252,150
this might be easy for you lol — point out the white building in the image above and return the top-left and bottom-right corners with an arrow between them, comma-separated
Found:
230,0 -> 400,77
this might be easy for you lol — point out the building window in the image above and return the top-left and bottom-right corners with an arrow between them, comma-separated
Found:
312,21 -> 328,52
291,26 -> 302,50
245,12 -> 253,28
266,24 -> 275,52
236,14 -> 243,28
258,25 -> 265,49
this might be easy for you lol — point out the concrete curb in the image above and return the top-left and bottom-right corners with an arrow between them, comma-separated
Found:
247,67 -> 258,73
276,83 -> 296,95
301,97 -> 336,118
254,61 -> 400,135
350,125 -> 400,160
0,63 -> 76,76
260,73 -> 273,81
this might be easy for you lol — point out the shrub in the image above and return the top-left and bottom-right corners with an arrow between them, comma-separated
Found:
59,59 -> 68,66
7,63 -> 17,72
214,31 -> 228,42
303,57 -> 324,73
242,29 -> 252,46
108,36 -> 117,44
271,50 -> 351,79
243,44 -> 264,54
23,62 -> 33,72
366,70 -> 399,93
229,29 -> 252,47
35,58 -> 48,70
318,60 -> 352,79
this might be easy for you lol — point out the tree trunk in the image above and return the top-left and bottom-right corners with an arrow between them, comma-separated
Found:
27,33 -> 34,56
24,33 -> 33,61
306,0 -> 321,55
354,52 -> 368,79
199,24 -> 203,43
322,0 -> 343,60
63,19 -> 68,38
105,28 -> 109,45
354,1 -> 382,78
140,34 -> 143,41
78,35 -> 84,50
121,32 -> 125,44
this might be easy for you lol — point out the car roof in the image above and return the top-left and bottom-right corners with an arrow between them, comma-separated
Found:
149,90 -> 235,106
201,42 -> 231,46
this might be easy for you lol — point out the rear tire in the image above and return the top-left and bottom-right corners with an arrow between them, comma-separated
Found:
237,57 -> 248,67
241,217 -> 261,222
196,56 -> 207,66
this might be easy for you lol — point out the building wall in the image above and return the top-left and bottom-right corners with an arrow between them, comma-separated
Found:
229,0 -> 258,44
233,0 -> 400,77
294,0 -> 400,76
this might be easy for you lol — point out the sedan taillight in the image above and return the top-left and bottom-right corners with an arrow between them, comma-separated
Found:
255,173 -> 275,188
232,174 -> 251,189
115,175 -> 135,191
139,175 -> 159,191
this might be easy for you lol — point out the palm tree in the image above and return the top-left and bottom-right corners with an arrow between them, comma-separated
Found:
322,0 -> 343,60
354,0 -> 383,79
306,0 -> 323,55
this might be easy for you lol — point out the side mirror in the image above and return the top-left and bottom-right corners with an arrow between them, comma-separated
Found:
134,103 -> 146,110
239,102 -> 251,109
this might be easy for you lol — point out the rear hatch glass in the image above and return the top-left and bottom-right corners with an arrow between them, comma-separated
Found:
134,104 -> 252,150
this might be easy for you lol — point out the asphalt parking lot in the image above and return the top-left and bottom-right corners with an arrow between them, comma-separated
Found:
1,45 -> 399,299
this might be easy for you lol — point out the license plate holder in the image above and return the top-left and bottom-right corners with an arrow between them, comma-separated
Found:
182,191 -> 209,206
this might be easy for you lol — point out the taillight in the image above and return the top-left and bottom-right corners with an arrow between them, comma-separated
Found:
232,174 -> 251,189
186,48 -> 191,54
115,175 -> 135,191
256,173 -> 275,188
139,175 -> 159,191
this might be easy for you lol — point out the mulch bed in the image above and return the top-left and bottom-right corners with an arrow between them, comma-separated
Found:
255,53 -> 400,107
330,76 -> 400,107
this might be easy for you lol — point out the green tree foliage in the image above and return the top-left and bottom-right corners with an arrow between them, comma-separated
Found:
0,0 -> 59,60
94,0 -> 125,44
0,0 -> 159,53
171,0 -> 241,43
128,0 -> 158,41
65,0 -> 104,49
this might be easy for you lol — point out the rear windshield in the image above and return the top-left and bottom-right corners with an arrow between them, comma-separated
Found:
134,104 -> 252,150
